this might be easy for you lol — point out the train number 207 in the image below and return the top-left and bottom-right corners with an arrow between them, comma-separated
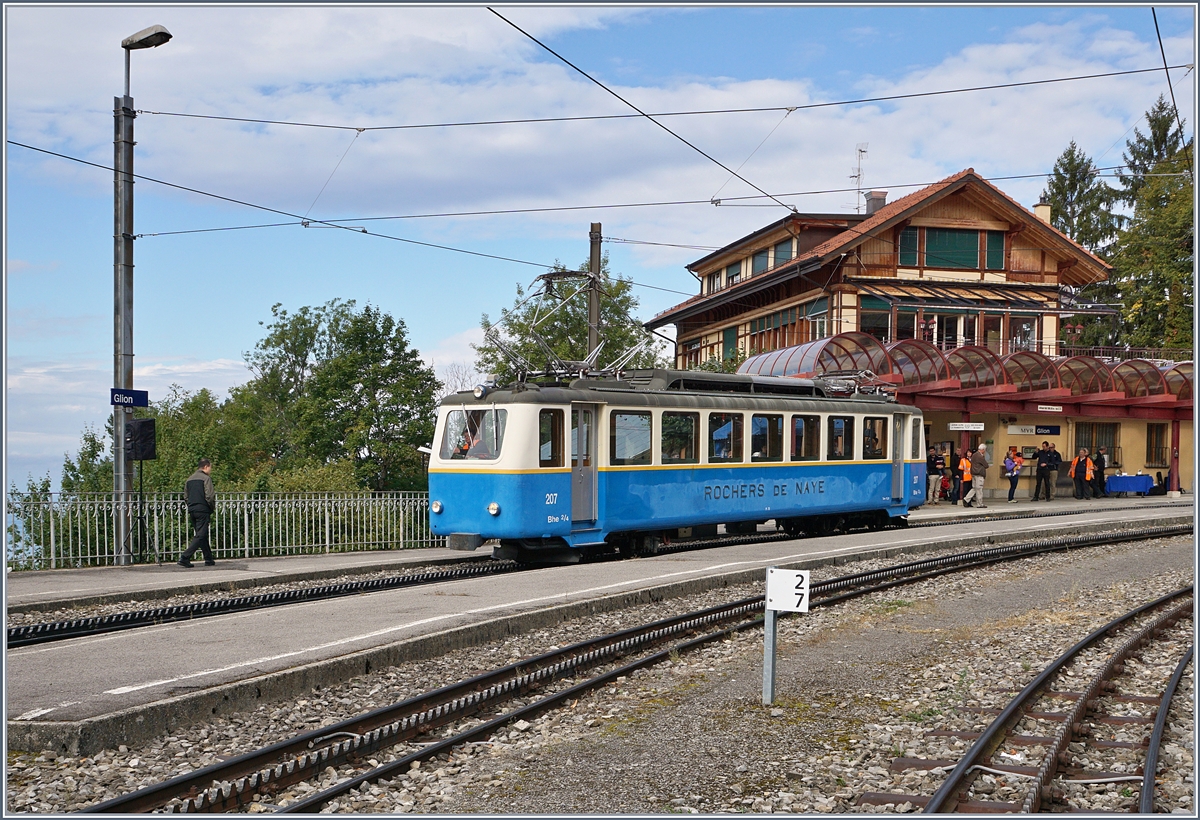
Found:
545,493 -> 559,505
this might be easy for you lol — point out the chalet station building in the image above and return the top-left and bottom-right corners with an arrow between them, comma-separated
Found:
647,170 -> 1192,500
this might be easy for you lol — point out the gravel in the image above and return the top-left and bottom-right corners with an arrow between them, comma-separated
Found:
5,532 -> 1193,814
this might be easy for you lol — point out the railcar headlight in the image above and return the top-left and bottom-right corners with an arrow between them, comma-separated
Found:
473,385 -> 488,399
431,501 -> 443,514
487,502 -> 501,516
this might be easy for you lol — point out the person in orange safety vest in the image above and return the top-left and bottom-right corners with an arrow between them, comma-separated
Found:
1069,448 -> 1094,500
957,453 -> 973,507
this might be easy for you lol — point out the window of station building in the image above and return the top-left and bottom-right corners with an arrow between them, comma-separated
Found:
706,271 -> 722,294
810,315 -> 828,341
862,417 -> 888,459
895,311 -> 916,341
752,249 -> 769,276
774,238 -> 793,266
1146,423 -> 1169,467
1075,422 -> 1119,464
910,417 -> 923,459
708,412 -> 744,463
985,230 -> 1005,270
860,310 -> 890,343
925,228 -> 978,269
661,412 -> 699,464
440,408 -> 508,460
751,414 -> 784,462
726,262 -> 742,286
828,416 -> 854,460
539,409 -> 564,467
610,411 -> 652,466
898,226 -> 918,267
791,415 -> 820,461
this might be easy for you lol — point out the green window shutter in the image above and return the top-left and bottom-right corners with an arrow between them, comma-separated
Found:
723,327 -> 738,359
985,230 -> 1005,270
774,239 -> 793,265
752,250 -> 769,275
925,228 -> 978,269
898,226 -> 918,267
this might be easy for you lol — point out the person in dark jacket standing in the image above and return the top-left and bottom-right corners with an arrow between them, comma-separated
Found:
963,444 -> 990,508
179,458 -> 216,567
1046,442 -> 1062,500
1091,446 -> 1108,498
1032,441 -> 1052,501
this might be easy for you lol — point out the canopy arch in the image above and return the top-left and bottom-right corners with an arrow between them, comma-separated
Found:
1002,351 -> 1059,392
738,331 -> 892,378
1056,356 -> 1113,396
945,346 -> 1006,389
885,339 -> 951,386
1161,362 -> 1193,400
1111,359 -> 1168,397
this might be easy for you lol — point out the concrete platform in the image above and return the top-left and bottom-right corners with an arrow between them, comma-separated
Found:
5,496 -> 1192,755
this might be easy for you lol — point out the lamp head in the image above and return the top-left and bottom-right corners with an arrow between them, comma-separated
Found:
122,25 -> 172,50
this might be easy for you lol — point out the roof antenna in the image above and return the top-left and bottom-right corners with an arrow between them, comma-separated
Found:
849,143 -> 868,212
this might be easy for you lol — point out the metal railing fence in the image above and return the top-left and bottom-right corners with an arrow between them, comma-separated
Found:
5,492 -> 443,571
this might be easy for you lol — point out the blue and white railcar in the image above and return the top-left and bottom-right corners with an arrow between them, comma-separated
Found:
428,370 -> 926,561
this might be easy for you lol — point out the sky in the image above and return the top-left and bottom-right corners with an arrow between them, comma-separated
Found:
4,3 -> 1196,490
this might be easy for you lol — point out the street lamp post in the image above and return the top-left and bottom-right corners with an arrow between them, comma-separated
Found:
114,24 -> 171,565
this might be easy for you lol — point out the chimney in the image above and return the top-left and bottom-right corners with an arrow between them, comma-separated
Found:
1033,197 -> 1052,224
864,190 -> 887,215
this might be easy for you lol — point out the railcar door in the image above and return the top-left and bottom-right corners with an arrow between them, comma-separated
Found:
571,405 -> 598,523
891,413 -> 906,501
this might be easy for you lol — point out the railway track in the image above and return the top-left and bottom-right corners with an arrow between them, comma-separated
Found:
9,502 -> 1188,649
857,587 -> 1194,813
80,523 -> 1192,814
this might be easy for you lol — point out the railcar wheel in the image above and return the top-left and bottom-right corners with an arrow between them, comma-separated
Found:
866,511 -> 888,531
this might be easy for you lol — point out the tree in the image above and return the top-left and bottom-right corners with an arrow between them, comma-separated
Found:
1117,95 -> 1187,206
474,252 -> 668,384
60,425 -> 113,495
296,305 -> 442,491
1109,147 -> 1194,350
1041,140 -> 1120,254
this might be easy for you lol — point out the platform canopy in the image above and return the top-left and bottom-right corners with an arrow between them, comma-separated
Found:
1002,350 -> 1059,392
739,331 -> 892,378
885,339 -> 951,386
1111,359 -> 1168,396
945,346 -> 1007,389
1056,356 -> 1114,395
1161,362 -> 1194,400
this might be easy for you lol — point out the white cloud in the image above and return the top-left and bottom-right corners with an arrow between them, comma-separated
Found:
423,326 -> 486,375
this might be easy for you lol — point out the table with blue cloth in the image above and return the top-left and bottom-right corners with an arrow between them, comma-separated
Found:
1105,474 -> 1155,496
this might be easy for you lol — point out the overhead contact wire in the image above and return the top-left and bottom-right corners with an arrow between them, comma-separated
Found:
486,6 -> 797,214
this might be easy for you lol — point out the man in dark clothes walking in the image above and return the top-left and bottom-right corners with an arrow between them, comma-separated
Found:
179,458 -> 216,567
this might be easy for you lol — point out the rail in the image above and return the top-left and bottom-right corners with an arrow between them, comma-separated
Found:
5,492 -> 442,570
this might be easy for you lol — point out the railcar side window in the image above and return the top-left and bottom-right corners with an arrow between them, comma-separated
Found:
708,413 -> 744,463
791,415 -> 820,461
863,417 -> 888,460
751,414 -> 784,462
440,408 -> 508,460
828,416 -> 854,460
610,411 -> 652,466
661,412 -> 699,464
539,409 -> 564,467
911,417 -> 923,459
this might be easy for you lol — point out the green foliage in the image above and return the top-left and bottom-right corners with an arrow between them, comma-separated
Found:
54,300 -> 442,495
61,425 -> 113,495
1117,95 -> 1187,206
473,253 -> 667,384
1041,140 -> 1119,253
1110,147 -> 1194,350
295,306 -> 442,491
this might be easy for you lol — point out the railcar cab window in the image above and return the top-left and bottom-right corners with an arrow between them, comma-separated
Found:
441,408 -> 507,460
662,412 -> 699,464
610,411 -> 652,466
751,414 -> 784,462
708,413 -> 744,463
863,417 -> 888,459
791,415 -> 820,461
828,416 -> 853,461
539,409 -> 564,467
911,418 -> 923,459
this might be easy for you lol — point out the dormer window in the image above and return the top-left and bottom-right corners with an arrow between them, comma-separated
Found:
752,249 -> 769,275
726,262 -> 742,285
